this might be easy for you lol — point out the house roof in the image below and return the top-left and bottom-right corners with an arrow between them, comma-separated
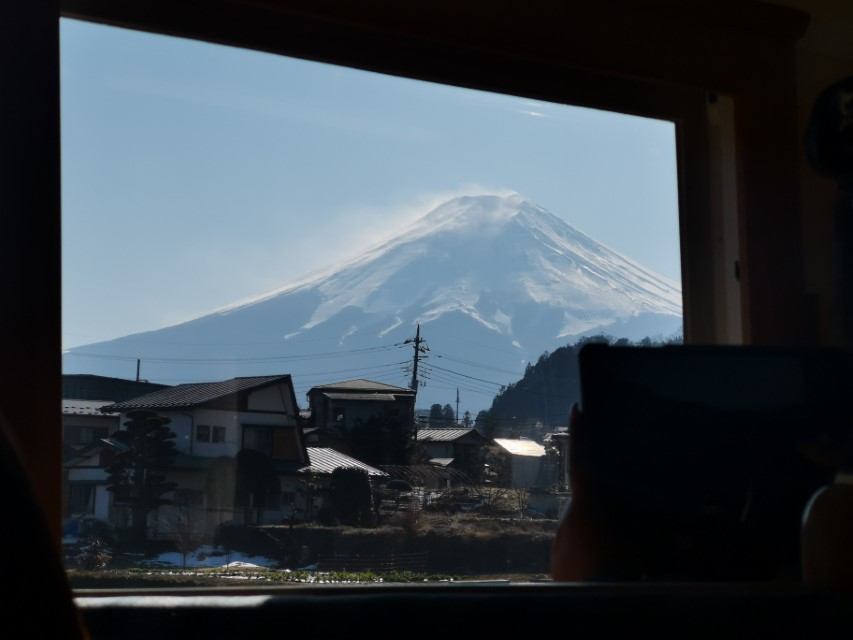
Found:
63,399 -> 118,416
494,438 -> 546,457
380,464 -> 472,485
63,374 -> 170,402
322,392 -> 399,402
99,375 -> 294,412
416,428 -> 486,443
308,379 -> 415,394
301,447 -> 388,477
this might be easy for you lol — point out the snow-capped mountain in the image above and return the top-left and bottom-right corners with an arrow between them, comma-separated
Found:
63,194 -> 682,416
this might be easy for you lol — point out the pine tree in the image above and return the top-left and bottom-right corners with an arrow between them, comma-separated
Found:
104,409 -> 177,548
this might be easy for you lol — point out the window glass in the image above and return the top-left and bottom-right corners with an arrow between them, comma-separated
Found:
60,17 -> 681,587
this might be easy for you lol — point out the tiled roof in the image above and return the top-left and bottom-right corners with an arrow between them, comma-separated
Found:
309,379 -> 414,393
494,438 -> 546,457
63,399 -> 117,416
301,447 -> 388,477
416,428 -> 481,442
99,375 -> 293,411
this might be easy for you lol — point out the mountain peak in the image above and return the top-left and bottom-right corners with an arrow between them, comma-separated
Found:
65,192 -> 683,415
410,192 -> 544,238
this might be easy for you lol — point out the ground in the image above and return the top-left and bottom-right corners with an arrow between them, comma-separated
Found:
65,512 -> 558,589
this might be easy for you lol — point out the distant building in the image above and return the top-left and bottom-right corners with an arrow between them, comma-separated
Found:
304,379 -> 417,466
493,438 -> 547,489
416,427 -> 491,482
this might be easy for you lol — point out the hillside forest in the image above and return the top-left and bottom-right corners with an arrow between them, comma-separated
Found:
471,333 -> 683,441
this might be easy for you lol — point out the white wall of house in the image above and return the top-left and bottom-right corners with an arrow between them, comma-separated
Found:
142,407 -> 297,457
184,409 -> 239,457
66,458 -> 111,521
248,384 -> 295,414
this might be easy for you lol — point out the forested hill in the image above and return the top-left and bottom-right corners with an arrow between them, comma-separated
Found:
475,334 -> 682,441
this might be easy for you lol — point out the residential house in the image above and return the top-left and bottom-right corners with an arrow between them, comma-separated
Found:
304,379 -> 417,466
62,375 -> 172,523
416,427 -> 491,483
96,375 -> 308,538
300,446 -> 389,519
62,375 -> 171,454
306,379 -> 416,431
62,400 -> 118,523
492,438 -> 548,489
543,427 -> 570,491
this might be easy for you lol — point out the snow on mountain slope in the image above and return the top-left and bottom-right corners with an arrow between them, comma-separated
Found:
64,193 -> 682,415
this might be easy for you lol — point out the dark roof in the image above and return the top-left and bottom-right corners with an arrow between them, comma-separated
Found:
99,375 -> 294,412
308,379 -> 415,394
63,374 -> 170,402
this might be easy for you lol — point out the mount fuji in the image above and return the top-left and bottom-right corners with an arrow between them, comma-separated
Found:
63,194 -> 682,417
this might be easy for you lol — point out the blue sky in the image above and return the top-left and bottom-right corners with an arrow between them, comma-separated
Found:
60,18 -> 680,352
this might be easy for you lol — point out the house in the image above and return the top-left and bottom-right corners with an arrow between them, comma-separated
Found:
543,427 -> 570,491
96,375 -> 309,537
62,374 -> 171,455
305,379 -> 416,431
62,400 -> 118,523
304,379 -> 417,466
492,438 -> 548,489
416,427 -> 492,483
300,446 -> 389,519
62,375 -> 173,523
64,374 -> 393,538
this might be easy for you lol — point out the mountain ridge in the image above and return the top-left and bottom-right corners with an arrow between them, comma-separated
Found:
64,193 -> 682,418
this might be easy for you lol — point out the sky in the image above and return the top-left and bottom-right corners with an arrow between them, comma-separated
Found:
60,17 -> 680,352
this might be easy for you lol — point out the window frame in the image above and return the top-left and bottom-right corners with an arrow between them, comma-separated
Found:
2,0 -> 812,582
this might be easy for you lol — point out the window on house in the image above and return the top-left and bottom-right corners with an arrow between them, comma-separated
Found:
242,426 -> 274,457
197,424 -> 226,443
68,484 -> 94,515
65,425 -> 109,445
196,424 -> 211,442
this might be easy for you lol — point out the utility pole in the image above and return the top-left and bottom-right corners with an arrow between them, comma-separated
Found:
456,387 -> 460,424
404,324 -> 428,391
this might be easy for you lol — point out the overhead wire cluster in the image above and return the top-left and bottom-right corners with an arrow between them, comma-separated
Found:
64,330 -> 513,401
